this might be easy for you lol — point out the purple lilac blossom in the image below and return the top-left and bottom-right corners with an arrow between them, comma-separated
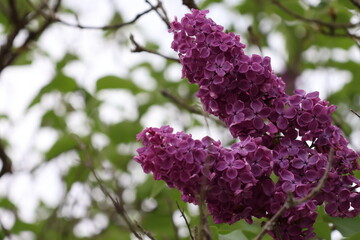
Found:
134,9 -> 360,240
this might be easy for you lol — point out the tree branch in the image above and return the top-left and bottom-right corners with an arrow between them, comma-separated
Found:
254,149 -> 334,240
0,140 -> 12,177
26,0 -> 159,30
350,0 -> 360,9
145,0 -> 171,29
129,35 -> 179,62
272,0 -> 359,29
176,201 -> 194,240
182,0 -> 199,10
351,109 -> 360,118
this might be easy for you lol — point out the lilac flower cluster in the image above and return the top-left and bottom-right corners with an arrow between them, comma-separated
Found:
135,125 -> 286,225
134,9 -> 360,240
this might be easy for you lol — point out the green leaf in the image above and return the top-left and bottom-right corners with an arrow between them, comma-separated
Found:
96,75 -> 141,93
56,53 -> 78,70
45,135 -> 77,160
107,121 -> 142,144
40,110 -> 66,129
0,197 -> 17,210
314,206 -> 331,240
328,216 -> 360,237
150,180 -> 166,198
219,230 -> 248,240
28,73 -> 78,108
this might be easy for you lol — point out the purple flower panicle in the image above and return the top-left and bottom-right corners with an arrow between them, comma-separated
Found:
134,9 -> 360,240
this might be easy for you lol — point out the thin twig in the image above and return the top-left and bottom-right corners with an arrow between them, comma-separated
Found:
160,89 -> 226,127
254,149 -> 334,240
272,0 -> 359,29
182,0 -> 199,10
145,0 -> 171,29
0,140 -> 12,177
25,0 -> 159,30
168,200 -> 181,240
0,219 -> 11,238
350,0 -> 360,9
176,201 -> 194,240
72,134 -> 157,240
351,109 -> 360,118
91,169 -> 145,240
130,34 -> 179,62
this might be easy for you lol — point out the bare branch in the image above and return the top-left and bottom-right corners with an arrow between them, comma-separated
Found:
26,0 -> 158,30
161,89 -> 226,127
168,200 -> 181,240
272,0 -> 359,29
350,0 -> 360,9
254,149 -> 334,240
176,201 -> 194,240
92,169 -> 145,239
130,35 -> 179,62
145,0 -> 171,29
0,140 -> 12,177
182,0 -> 199,10
351,109 -> 360,118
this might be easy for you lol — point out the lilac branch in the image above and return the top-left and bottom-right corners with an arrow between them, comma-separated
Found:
176,201 -> 194,240
182,0 -> 199,10
145,0 -> 171,29
351,109 -> 360,118
25,0 -> 159,30
254,149 -> 334,240
160,89 -> 226,127
130,35 -> 179,62
272,0 -> 359,29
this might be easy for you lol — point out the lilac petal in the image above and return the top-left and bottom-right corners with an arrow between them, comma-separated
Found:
251,62 -> 262,72
308,155 -> 318,165
222,61 -> 232,71
276,116 -> 288,130
305,170 -> 318,181
259,107 -> 271,117
280,169 -> 294,181
245,142 -> 257,152
284,107 -> 297,118
299,112 -> 313,123
251,54 -> 262,63
250,100 -> 263,112
308,119 -> 319,130
239,172 -> 254,183
238,64 -> 249,73
325,203 -> 338,215
216,68 -> 226,77
253,117 -> 264,130
302,99 -> 313,111
307,91 -> 319,98
238,79 -> 251,91
226,168 -> 238,179
233,160 -> 246,169
292,158 -> 304,169
262,179 -> 275,196
216,161 -> 227,171
282,182 -> 295,192
317,114 -> 330,123
215,53 -> 225,65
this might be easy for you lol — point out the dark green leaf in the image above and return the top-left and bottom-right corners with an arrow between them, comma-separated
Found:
107,120 -> 142,144
56,53 -> 78,70
96,75 -> 141,93
40,110 -> 67,129
45,135 -> 77,160
219,230 -> 248,240
28,73 -> 78,108
328,216 -> 360,237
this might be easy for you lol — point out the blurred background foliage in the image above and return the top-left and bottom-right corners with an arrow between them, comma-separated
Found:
0,0 -> 359,239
